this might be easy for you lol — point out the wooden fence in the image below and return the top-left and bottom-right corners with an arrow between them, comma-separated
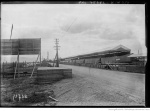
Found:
60,63 -> 145,74
1,62 -> 39,78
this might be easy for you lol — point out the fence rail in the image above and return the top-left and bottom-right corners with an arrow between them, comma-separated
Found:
1,62 -> 40,78
60,63 -> 145,73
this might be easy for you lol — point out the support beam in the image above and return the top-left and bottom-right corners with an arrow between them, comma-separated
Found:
3,62 -> 4,78
23,61 -> 25,72
14,52 -> 19,79
13,62 -> 15,73
40,38 -> 41,66
18,53 -> 20,77
25,61 -> 26,72
30,53 -> 40,78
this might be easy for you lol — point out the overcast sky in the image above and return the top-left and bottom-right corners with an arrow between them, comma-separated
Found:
1,4 -> 146,62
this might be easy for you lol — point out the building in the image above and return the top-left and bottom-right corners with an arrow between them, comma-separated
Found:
61,45 -> 132,64
128,53 -> 147,66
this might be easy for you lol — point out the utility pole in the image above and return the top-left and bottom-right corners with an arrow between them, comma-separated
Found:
47,51 -> 49,61
54,39 -> 60,67
48,52 -> 49,60
10,24 -> 13,40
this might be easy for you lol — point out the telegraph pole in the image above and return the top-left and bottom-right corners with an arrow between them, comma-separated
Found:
54,39 -> 60,67
47,51 -> 49,61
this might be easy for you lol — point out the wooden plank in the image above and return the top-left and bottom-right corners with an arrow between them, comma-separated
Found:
19,48 -> 40,51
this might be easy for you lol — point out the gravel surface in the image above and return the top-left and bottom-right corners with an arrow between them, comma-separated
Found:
50,64 -> 145,106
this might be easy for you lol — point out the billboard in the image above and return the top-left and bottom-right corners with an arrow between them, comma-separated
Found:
1,38 -> 41,55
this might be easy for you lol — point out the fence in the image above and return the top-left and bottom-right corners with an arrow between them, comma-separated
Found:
60,62 -> 145,74
1,62 -> 39,78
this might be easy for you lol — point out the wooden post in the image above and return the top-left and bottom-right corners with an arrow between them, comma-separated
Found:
40,38 -> 41,66
17,53 -> 20,77
23,61 -> 25,73
14,62 -> 15,76
14,52 -> 19,79
13,62 -> 14,74
17,40 -> 20,78
14,61 -> 17,79
3,62 -> 4,78
40,51 -> 41,66
5,62 -> 7,77
30,54 -> 40,78
25,61 -> 26,73
24,61 -> 26,76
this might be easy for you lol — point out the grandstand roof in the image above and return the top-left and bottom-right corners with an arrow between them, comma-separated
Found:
63,45 -> 131,60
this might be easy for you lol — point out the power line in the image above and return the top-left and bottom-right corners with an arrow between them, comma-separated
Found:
66,18 -> 77,32
62,18 -> 77,38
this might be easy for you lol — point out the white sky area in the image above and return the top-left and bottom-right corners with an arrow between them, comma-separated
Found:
1,4 -> 146,62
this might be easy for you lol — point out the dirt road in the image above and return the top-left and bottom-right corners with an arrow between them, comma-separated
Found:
51,64 -> 145,106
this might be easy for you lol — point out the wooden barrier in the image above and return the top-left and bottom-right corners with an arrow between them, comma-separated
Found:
2,62 -> 39,78
60,63 -> 145,73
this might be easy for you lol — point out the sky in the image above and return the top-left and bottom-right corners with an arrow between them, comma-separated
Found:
1,4 -> 146,62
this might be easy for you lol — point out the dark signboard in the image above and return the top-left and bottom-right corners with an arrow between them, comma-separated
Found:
1,38 -> 41,55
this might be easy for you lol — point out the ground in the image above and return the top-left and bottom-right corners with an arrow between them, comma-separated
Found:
51,74 -> 144,106
1,65 -> 145,106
